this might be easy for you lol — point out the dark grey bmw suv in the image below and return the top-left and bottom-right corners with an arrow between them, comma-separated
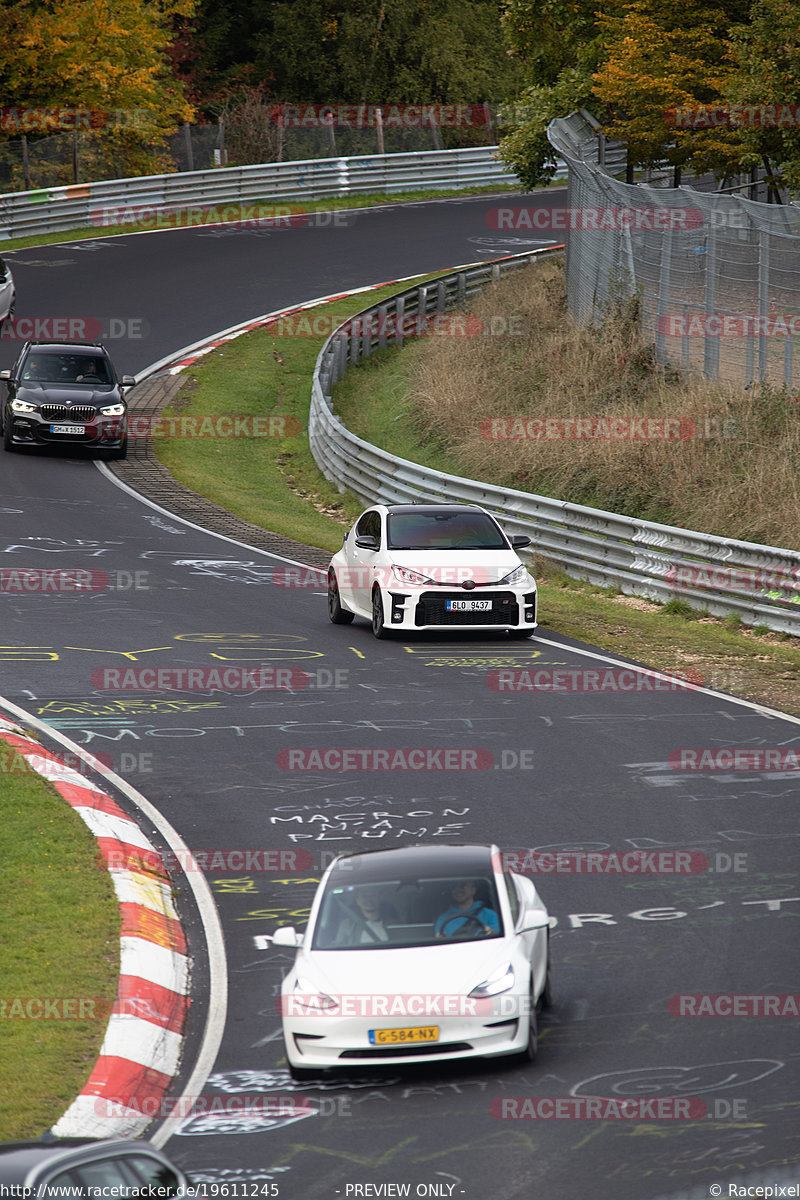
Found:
0,340 -> 134,458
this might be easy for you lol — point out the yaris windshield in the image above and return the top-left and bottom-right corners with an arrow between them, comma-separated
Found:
386,511 -> 507,551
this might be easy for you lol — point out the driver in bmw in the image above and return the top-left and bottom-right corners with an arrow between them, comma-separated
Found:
435,880 -> 499,938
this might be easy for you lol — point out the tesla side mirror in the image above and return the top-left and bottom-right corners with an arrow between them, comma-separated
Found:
355,535 -> 378,550
121,375 -> 136,388
510,535 -> 532,549
272,926 -> 303,947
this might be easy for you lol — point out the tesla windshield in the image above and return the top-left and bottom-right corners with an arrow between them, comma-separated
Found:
312,873 -> 504,950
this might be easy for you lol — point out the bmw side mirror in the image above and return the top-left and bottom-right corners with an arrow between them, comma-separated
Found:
121,375 -> 136,388
0,370 -> 10,381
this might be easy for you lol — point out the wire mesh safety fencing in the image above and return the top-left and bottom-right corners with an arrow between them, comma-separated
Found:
547,110 -> 800,391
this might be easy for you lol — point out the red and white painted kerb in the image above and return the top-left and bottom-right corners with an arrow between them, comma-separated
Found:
0,715 -> 189,1139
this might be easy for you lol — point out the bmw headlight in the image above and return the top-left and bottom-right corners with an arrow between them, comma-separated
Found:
469,964 -> 515,997
498,564 -> 527,586
99,403 -> 125,416
392,564 -> 435,587
10,399 -> 36,413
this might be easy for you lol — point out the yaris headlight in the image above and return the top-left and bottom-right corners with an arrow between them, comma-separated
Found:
498,564 -> 527,586
392,564 -> 435,587
469,964 -> 515,997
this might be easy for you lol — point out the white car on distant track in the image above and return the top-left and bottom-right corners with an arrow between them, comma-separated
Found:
327,502 -> 538,638
0,257 -> 15,329
272,843 -> 551,1079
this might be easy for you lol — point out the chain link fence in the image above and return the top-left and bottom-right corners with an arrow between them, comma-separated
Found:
547,110 -> 800,390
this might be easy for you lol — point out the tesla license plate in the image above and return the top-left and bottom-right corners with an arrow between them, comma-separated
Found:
446,599 -> 491,612
369,1026 -> 439,1045
50,424 -> 85,434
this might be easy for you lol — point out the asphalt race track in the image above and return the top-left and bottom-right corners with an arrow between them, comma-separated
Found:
2,190 -> 799,1198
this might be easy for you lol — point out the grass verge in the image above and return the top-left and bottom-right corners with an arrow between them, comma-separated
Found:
0,744 -> 119,1140
152,263 -> 800,719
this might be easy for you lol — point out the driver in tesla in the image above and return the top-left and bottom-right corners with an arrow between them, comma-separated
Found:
435,879 -> 499,938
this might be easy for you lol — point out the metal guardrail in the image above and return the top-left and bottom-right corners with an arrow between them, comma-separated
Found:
0,147 -> 532,241
309,248 -> 800,636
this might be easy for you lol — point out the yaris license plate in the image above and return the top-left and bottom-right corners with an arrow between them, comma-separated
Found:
446,599 -> 491,611
50,424 -> 85,434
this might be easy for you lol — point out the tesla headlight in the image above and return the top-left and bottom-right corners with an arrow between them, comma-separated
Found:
10,399 -> 36,413
469,964 -> 515,998
291,975 -> 338,1012
391,564 -> 435,587
498,564 -> 527,586
99,403 -> 125,416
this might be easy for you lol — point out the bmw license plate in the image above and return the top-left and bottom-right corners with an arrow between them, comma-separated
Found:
369,1026 -> 439,1045
50,424 -> 85,434
446,599 -> 491,612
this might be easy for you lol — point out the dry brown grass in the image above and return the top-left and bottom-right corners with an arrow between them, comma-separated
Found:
407,258 -> 800,547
